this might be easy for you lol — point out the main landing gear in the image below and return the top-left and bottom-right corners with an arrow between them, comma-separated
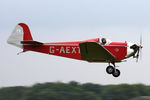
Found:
106,63 -> 120,77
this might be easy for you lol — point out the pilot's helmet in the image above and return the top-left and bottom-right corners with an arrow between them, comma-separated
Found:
101,38 -> 106,45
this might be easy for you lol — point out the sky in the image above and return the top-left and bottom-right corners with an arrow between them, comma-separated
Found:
0,0 -> 150,87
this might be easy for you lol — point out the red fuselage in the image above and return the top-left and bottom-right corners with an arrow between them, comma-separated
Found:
24,38 -> 127,62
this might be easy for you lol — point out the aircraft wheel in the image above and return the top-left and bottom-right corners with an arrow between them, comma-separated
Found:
106,66 -> 114,74
112,69 -> 120,77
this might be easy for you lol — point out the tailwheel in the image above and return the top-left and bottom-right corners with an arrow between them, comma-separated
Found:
106,66 -> 114,74
112,69 -> 120,77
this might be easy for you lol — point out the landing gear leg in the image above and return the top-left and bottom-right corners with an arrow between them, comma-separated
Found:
106,62 -> 121,77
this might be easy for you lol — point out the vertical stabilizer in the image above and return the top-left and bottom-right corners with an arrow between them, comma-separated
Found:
7,23 -> 33,48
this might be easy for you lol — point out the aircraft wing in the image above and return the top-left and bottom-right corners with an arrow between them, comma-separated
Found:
21,41 -> 43,46
79,42 -> 116,62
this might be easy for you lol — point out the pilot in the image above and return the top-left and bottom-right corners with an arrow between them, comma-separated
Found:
101,38 -> 106,45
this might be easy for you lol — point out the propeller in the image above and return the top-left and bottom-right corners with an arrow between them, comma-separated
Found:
136,35 -> 143,62
130,35 -> 143,62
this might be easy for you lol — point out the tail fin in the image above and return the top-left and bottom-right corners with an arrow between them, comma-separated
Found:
7,23 -> 33,48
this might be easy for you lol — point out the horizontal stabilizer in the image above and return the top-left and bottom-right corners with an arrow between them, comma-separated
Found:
21,41 -> 43,46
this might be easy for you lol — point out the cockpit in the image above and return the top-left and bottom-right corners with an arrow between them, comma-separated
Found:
100,38 -> 112,45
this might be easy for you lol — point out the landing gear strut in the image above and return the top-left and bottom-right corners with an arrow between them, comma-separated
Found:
106,63 -> 120,77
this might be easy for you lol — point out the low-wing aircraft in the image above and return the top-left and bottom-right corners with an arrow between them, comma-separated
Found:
7,23 -> 143,77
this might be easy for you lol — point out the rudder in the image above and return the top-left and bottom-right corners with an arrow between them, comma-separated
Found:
7,23 -> 33,48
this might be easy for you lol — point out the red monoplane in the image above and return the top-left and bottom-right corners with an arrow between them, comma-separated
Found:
7,23 -> 143,77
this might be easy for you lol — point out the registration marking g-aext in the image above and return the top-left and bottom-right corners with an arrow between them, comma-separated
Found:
50,46 -> 80,54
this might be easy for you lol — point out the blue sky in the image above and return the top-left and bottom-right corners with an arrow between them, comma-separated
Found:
0,0 -> 150,87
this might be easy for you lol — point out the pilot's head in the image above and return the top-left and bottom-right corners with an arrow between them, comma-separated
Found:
101,38 -> 106,45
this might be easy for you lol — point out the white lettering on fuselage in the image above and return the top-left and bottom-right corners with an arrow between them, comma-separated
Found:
72,47 -> 76,53
60,47 -> 65,53
49,46 -> 80,54
66,47 -> 70,53
50,46 -> 55,53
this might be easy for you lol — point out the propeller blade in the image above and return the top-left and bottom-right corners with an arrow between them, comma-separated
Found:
140,34 -> 142,46
136,48 -> 140,62
140,49 -> 142,60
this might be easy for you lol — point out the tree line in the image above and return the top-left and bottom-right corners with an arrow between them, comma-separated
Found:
0,81 -> 150,100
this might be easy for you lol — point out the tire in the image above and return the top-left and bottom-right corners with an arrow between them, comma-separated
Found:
106,66 -> 114,74
112,69 -> 120,77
